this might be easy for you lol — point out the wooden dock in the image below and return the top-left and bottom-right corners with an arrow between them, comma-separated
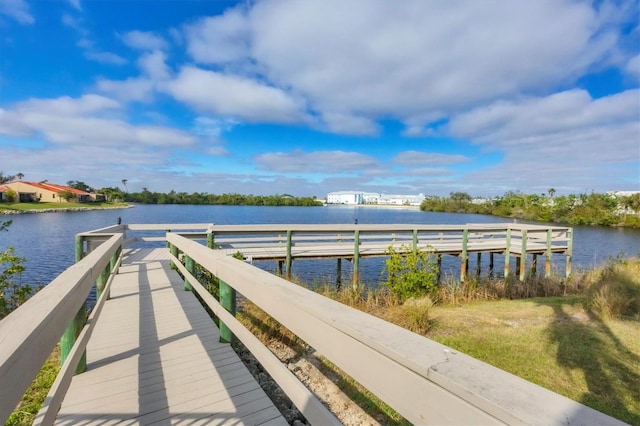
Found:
52,248 -> 286,426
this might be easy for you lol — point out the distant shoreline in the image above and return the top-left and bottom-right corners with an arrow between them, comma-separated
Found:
0,205 -> 133,215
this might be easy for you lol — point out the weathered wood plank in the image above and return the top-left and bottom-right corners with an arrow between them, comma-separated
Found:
52,248 -> 286,425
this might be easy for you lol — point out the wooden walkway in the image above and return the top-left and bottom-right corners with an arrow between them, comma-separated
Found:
53,248 -> 286,426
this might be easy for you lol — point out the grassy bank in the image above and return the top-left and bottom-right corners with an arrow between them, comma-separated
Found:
0,202 -> 128,212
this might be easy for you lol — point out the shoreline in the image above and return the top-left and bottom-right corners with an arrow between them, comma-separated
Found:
325,203 -> 421,211
0,205 -> 133,215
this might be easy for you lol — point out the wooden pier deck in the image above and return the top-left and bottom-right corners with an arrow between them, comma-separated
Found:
52,248 -> 286,426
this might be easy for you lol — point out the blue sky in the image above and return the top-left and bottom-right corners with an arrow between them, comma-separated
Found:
0,0 -> 638,197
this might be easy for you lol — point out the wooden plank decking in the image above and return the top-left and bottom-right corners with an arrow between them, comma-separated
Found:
53,248 -> 286,426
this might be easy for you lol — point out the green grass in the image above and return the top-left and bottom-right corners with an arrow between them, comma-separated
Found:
6,347 -> 60,426
0,202 -> 127,211
427,297 -> 640,424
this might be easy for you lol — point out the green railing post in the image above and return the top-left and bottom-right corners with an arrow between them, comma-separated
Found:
61,234 -> 87,372
75,235 -> 84,262
60,308 -> 86,374
460,228 -> 468,282
566,229 -> 573,279
285,230 -> 293,280
219,279 -> 236,344
545,229 -> 552,278
96,265 -> 109,300
169,243 -> 179,268
504,229 -> 511,279
412,229 -> 418,253
184,255 -> 194,291
207,231 -> 215,249
352,229 -> 360,287
519,229 -> 528,281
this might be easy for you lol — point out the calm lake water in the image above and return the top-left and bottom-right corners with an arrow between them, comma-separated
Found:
1,204 -> 639,288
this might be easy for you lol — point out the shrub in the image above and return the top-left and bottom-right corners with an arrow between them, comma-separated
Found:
398,296 -> 434,334
585,256 -> 640,320
383,245 -> 439,303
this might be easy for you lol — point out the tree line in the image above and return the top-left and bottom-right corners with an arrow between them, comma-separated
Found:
121,189 -> 322,206
420,190 -> 640,228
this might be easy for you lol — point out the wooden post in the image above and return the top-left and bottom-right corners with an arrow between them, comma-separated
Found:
61,235 -> 87,372
184,255 -> 194,291
460,228 -> 468,282
532,254 -> 538,277
352,229 -> 360,287
476,252 -> 481,277
219,279 -> 236,344
436,254 -> 442,284
285,230 -> 293,280
519,229 -> 528,281
75,235 -> 84,262
489,252 -> 495,276
96,265 -> 109,300
207,231 -> 215,249
169,243 -> 178,268
336,258 -> 342,289
277,260 -> 283,277
504,228 -> 511,279
60,308 -> 86,374
412,229 -> 418,253
566,228 -> 573,278
545,229 -> 552,278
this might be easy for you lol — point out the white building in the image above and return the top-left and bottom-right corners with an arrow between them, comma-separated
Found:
327,191 -> 425,206
327,191 -> 365,205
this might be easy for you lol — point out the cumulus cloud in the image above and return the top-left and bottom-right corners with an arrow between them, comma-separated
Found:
185,6 -> 250,63
120,30 -> 168,51
165,66 -> 307,123
626,54 -> 640,80
0,0 -> 34,24
320,112 -> 380,136
254,150 -> 381,173
393,151 -> 470,167
0,94 -> 197,147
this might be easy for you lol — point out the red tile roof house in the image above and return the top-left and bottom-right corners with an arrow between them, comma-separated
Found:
3,181 -> 92,203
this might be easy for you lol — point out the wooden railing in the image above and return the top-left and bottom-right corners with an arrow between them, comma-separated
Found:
165,230 -> 619,425
0,222 -> 600,426
0,231 -> 124,423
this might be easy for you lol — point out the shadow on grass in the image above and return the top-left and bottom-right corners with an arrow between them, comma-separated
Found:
536,297 -> 640,425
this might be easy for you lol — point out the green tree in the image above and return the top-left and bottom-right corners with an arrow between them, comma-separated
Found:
58,190 -> 75,202
67,180 -> 93,192
16,172 -> 24,181
1,221 -> 31,319
383,245 -> 439,303
0,171 -> 16,183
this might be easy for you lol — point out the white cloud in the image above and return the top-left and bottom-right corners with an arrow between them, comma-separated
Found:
165,66 -> 307,123
68,0 -> 81,10
120,30 -> 168,51
85,51 -> 127,65
185,6 -> 250,63
96,77 -> 154,102
393,151 -> 470,167
0,94 -> 197,148
254,150 -> 381,173
626,54 -> 640,80
0,0 -> 33,24
320,112 -> 379,136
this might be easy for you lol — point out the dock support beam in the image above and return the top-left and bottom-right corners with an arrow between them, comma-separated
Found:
352,229 -> 360,287
336,258 -> 342,288
566,229 -> 573,278
519,229 -> 528,281
489,252 -> 494,276
436,255 -> 442,283
460,229 -> 468,282
285,230 -> 293,280
504,229 -> 511,279
545,229 -> 552,278
476,253 -> 481,277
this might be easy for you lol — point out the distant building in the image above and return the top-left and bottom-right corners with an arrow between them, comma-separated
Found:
3,181 -> 92,203
327,191 -> 425,206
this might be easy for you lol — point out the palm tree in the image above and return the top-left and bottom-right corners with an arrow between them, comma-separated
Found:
16,173 -> 24,181
548,188 -> 556,198
121,179 -> 128,192
0,171 -> 15,184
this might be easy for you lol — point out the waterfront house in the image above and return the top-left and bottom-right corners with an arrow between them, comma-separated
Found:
0,185 -> 10,202
4,181 -> 91,203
